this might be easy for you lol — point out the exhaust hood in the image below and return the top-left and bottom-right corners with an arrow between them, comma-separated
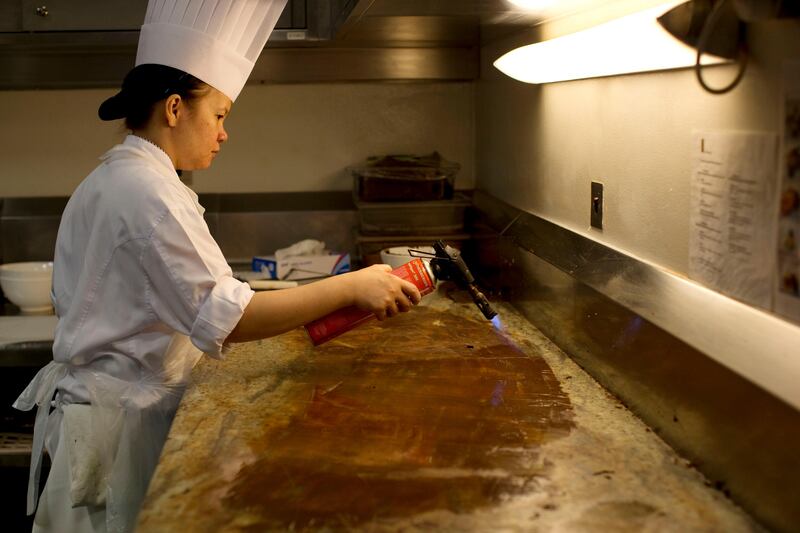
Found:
0,0 -> 323,89
0,0 -> 586,88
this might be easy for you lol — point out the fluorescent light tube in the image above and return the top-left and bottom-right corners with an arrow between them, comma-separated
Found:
494,1 -> 728,84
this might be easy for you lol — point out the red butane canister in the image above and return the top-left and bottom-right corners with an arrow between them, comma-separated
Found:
304,258 -> 436,346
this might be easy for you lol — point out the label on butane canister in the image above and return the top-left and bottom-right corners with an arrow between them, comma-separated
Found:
305,258 -> 436,346
394,258 -> 436,297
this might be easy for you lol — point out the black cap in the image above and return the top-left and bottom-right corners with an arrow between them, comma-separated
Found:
98,64 -> 190,121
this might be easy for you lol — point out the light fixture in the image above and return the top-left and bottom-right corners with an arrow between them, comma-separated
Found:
657,0 -> 799,94
657,0 -> 745,93
493,1 -> 731,85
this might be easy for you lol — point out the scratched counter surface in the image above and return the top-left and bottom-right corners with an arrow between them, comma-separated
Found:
136,290 -> 760,532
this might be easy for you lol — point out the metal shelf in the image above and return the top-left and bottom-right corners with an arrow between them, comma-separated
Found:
0,433 -> 32,467
0,342 -> 53,368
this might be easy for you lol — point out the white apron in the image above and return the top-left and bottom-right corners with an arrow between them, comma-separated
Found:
14,333 -> 203,533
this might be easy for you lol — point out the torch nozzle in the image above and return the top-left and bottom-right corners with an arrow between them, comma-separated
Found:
467,284 -> 498,320
430,240 -> 497,321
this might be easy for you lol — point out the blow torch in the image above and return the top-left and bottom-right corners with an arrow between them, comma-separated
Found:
304,240 -> 496,346
422,240 -> 498,320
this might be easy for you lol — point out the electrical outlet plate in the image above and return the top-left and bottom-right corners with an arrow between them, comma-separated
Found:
591,181 -> 603,229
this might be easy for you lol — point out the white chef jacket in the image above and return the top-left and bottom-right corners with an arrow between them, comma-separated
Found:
51,134 -> 254,403
13,134 -> 255,531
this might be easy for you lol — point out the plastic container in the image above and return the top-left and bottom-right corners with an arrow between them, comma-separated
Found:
355,193 -> 471,235
351,152 -> 460,202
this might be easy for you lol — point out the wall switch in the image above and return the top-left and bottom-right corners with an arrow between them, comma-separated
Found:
591,181 -> 603,229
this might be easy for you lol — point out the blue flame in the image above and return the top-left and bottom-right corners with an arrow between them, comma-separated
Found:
491,314 -> 503,331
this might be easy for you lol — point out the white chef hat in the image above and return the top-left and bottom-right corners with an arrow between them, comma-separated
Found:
135,0 -> 288,102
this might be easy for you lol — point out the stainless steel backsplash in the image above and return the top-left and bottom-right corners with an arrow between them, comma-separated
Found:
464,190 -> 800,533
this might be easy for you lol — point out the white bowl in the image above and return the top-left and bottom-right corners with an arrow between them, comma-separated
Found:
0,261 -> 53,279
380,246 -> 435,269
0,262 -> 54,314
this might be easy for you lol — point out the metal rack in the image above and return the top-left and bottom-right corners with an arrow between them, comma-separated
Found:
0,433 -> 32,467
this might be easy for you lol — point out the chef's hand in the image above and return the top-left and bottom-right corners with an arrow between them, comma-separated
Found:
350,264 -> 421,320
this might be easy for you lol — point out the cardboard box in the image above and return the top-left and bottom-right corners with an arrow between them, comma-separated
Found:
252,253 -> 351,281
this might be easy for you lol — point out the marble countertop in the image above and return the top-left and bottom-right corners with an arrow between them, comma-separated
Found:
136,289 -> 760,532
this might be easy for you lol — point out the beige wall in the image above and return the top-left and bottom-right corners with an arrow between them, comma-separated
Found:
478,19 -> 800,275
0,82 -> 474,196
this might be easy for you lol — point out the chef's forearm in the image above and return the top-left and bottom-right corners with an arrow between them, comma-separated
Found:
225,274 -> 356,343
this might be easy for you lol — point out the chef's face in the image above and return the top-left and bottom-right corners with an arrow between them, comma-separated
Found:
174,87 -> 232,171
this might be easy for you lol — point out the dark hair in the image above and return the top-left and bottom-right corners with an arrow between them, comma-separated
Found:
98,64 -> 210,129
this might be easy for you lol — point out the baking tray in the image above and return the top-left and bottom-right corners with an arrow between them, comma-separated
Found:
355,193 -> 471,235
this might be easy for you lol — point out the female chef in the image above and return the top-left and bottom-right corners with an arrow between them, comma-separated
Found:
13,1 -> 421,532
